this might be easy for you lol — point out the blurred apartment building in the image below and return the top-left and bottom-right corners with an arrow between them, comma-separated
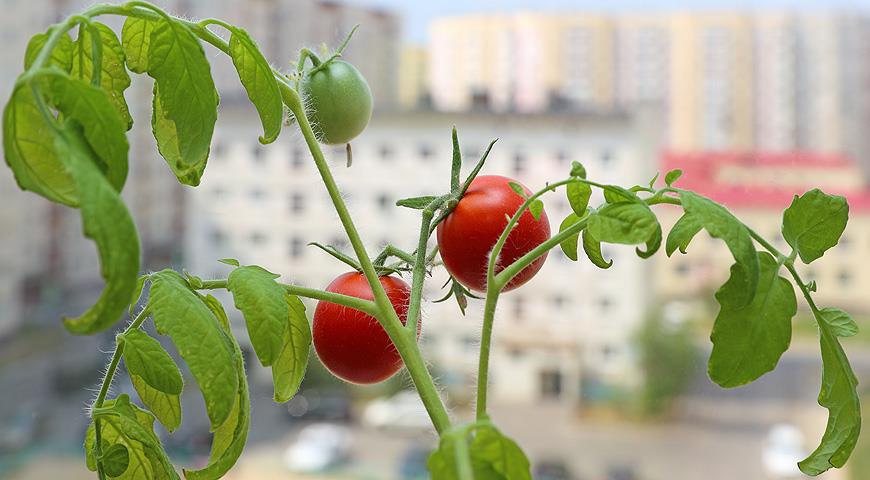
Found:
656,151 -> 870,316
0,0 -> 399,336
424,12 -> 870,177
185,105 -> 661,403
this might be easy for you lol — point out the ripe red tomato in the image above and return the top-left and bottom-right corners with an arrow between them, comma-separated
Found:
313,272 -> 413,384
437,175 -> 550,292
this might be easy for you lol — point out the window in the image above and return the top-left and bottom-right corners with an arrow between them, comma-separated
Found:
289,237 -> 305,258
376,193 -> 392,211
555,149 -> 570,164
551,295 -> 568,310
212,186 -> 227,199
838,269 -> 852,287
250,232 -> 267,245
291,147 -> 305,169
598,296 -> 613,313
601,344 -> 616,359
539,369 -> 562,399
210,229 -> 226,247
600,149 -> 613,167
461,335 -> 477,352
513,151 -> 526,176
419,144 -> 433,161
513,296 -> 525,319
379,144 -> 394,161
249,188 -> 266,201
463,145 -> 479,161
212,141 -> 225,158
675,262 -> 690,276
290,193 -> 305,214
329,236 -> 349,250
251,145 -> 265,164
839,235 -> 850,250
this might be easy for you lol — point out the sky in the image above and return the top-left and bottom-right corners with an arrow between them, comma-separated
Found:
346,0 -> 870,42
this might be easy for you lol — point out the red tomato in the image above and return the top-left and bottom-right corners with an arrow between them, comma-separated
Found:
437,175 -> 550,292
313,272 -> 413,384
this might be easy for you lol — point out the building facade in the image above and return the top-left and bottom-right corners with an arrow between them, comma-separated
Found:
184,107 -> 661,404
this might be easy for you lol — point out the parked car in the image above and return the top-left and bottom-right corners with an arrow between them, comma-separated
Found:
285,389 -> 352,422
398,444 -> 432,479
283,423 -> 351,473
762,423 -> 806,478
362,391 -> 435,430
533,459 -> 576,480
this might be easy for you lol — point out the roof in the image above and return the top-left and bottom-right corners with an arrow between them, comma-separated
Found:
662,151 -> 870,212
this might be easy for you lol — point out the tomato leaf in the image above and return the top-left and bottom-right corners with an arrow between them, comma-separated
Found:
666,212 -> 703,256
185,294 -> 251,480
51,75 -> 129,191
665,168 -> 683,186
396,195 -> 439,210
272,294 -> 311,403
799,324 -> 861,475
570,161 -> 586,178
428,424 -> 531,480
147,270 -> 238,429
587,202 -> 658,245
602,185 -> 636,204
635,222 -> 662,259
55,124 -> 140,334
582,229 -> 613,269
147,17 -> 218,186
24,29 -> 73,71
85,395 -> 178,479
782,189 -> 849,264
227,265 -> 288,367
100,443 -> 130,477
708,252 -> 796,388
679,190 -> 759,306
122,329 -> 183,432
566,180 -> 591,216
818,308 -> 858,338
121,16 -> 158,74
3,82 -> 78,206
70,22 -> 133,129
558,212 -> 584,261
228,27 -> 283,144
529,199 -> 544,221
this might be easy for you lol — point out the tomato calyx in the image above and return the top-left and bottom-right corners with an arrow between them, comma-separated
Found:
310,241 -> 406,277
432,275 -> 482,316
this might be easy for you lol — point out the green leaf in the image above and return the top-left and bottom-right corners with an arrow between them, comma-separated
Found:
70,22 -> 133,129
798,326 -> 861,475
429,424 -> 531,480
679,191 -> 759,306
529,199 -> 544,221
147,18 -> 218,186
582,229 -> 612,269
570,161 -> 586,178
218,258 -> 240,267
665,169 -> 683,186
665,212 -> 703,256
51,75 -> 129,191
818,308 -> 858,338
782,189 -> 849,264
648,172 -> 660,188
587,203 -> 658,245
101,444 -> 130,477
121,17 -> 157,74
508,182 -> 527,198
184,295 -> 251,480
228,27 -> 282,144
24,29 -> 73,71
558,212 -> 584,261
55,124 -> 140,334
227,265 -> 288,367
147,270 -> 238,428
603,185 -> 636,204
85,395 -> 179,479
129,275 -> 147,317
122,329 -> 183,432
397,195 -> 439,210
272,294 -> 311,402
708,252 -> 796,388
3,82 -> 78,206
636,223 -> 662,259
566,180 -> 591,216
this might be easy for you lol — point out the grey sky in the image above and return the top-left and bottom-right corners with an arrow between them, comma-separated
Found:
345,0 -> 870,42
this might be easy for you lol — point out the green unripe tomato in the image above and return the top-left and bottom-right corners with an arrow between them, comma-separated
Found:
300,60 -> 373,145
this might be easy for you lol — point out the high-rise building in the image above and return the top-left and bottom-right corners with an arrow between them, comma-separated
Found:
427,11 -> 870,170
184,106 -> 661,402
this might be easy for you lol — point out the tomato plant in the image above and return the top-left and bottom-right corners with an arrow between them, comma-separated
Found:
313,272 -> 413,384
438,175 -> 550,292
1,2 -> 861,479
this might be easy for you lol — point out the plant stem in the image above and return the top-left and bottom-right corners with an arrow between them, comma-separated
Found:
198,279 -> 379,317
476,284 -> 499,420
92,306 -> 150,480
279,83 -> 451,434
407,205 -> 436,334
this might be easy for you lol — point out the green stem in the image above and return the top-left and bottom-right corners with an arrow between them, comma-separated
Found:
453,431 -> 474,480
476,284 -> 499,420
279,83 -> 451,434
92,306 -> 150,480
85,20 -> 103,87
407,205 -> 436,334
198,279 -> 379,317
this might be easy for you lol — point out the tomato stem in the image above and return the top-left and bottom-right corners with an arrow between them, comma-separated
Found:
198,279 -> 381,317
280,82 -> 452,434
